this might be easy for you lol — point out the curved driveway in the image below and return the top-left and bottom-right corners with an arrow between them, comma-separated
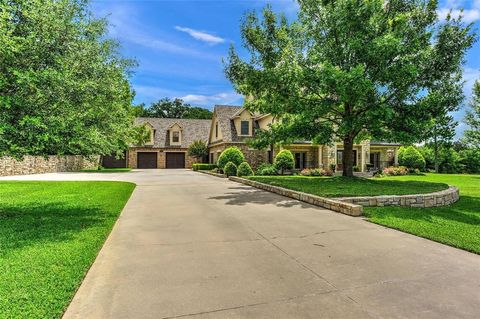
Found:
3,169 -> 480,318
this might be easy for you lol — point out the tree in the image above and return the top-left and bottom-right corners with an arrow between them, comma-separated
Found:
463,80 -> 480,148
225,0 -> 475,176
398,146 -> 426,170
274,150 -> 295,175
142,98 -> 212,119
187,140 -> 208,161
0,0 -> 138,158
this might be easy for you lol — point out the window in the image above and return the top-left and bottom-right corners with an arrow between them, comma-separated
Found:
172,131 -> 180,143
215,123 -> 218,138
241,120 -> 250,135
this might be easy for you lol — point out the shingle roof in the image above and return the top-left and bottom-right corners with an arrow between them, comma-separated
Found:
135,118 -> 211,148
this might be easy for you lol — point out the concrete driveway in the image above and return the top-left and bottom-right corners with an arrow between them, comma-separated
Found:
2,170 -> 480,318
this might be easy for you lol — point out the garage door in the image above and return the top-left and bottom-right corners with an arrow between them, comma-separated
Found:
137,152 -> 157,169
166,152 -> 185,169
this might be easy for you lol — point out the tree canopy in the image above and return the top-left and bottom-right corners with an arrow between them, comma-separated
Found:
1,0 -> 139,158
463,80 -> 480,148
138,98 -> 213,119
225,0 -> 475,176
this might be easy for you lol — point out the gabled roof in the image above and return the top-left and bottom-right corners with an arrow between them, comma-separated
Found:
213,105 -> 244,143
135,118 -> 211,148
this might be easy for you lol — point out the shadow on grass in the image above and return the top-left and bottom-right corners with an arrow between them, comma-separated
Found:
0,202 -> 109,254
208,186 -> 312,209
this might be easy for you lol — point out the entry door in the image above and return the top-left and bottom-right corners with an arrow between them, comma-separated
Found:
294,152 -> 307,169
166,152 -> 185,169
137,152 -> 157,169
370,152 -> 380,168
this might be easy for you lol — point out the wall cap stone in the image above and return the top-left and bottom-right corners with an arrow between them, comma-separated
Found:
196,170 -> 226,178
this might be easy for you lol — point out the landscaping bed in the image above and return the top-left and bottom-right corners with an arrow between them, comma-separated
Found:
247,175 -> 448,197
0,181 -> 135,318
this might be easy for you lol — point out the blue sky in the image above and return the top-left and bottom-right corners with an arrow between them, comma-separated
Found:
91,0 -> 480,137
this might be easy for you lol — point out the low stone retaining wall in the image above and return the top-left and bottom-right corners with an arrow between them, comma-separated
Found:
336,186 -> 459,208
0,155 -> 99,177
196,170 -> 226,178
229,176 -> 363,217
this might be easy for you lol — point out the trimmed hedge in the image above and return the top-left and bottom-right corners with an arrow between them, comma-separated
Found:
237,162 -> 254,177
192,163 -> 217,171
224,161 -> 237,177
217,147 -> 245,169
256,163 -> 278,176
274,150 -> 295,174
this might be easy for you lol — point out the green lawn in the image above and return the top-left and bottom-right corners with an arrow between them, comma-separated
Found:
248,175 -> 448,197
81,168 -> 131,173
364,174 -> 480,254
0,181 -> 135,318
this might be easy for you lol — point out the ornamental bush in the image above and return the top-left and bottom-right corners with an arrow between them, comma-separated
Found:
217,147 -> 245,169
300,168 -> 334,176
192,163 -> 217,171
224,161 -> 238,177
256,163 -> 278,175
274,150 -> 295,175
188,140 -> 208,159
237,162 -> 254,177
398,146 -> 426,170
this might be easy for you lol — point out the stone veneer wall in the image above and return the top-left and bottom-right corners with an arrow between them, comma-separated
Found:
336,186 -> 459,208
0,155 -> 99,177
208,143 -> 269,169
229,176 -> 363,216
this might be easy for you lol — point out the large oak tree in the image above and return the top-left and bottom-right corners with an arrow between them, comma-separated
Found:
225,0 -> 475,176
1,0 -> 138,158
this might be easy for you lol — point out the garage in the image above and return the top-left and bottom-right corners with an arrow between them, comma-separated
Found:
166,152 -> 185,169
102,152 -> 127,168
137,152 -> 157,169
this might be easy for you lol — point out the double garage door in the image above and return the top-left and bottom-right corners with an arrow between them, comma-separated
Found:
137,152 -> 185,169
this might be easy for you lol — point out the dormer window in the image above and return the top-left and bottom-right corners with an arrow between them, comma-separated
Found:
172,131 -> 180,143
241,120 -> 250,135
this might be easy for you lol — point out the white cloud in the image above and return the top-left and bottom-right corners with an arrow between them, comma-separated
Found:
175,26 -> 225,45
180,92 -> 242,105
437,8 -> 480,23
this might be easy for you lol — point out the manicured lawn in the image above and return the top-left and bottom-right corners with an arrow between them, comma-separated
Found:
0,181 -> 135,318
81,168 -> 131,173
364,174 -> 480,254
248,175 -> 448,197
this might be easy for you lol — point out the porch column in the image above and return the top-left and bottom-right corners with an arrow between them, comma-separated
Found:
361,144 -> 365,172
318,146 -> 322,168
394,148 -> 399,166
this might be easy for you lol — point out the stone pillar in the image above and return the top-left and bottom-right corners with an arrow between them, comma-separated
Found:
318,146 -> 323,168
394,148 -> 399,166
361,144 -> 365,172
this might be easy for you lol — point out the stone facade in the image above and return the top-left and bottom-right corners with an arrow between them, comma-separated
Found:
0,155 -> 98,177
208,143 -> 269,169
337,186 -> 460,208
128,147 -> 200,169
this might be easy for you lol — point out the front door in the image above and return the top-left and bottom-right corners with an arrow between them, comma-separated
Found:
294,152 -> 307,170
370,152 -> 380,168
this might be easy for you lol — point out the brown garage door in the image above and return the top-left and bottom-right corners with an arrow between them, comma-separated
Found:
166,152 -> 185,169
137,152 -> 157,169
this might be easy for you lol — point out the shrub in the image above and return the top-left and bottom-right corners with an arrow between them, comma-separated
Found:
300,168 -> 330,176
237,162 -> 254,177
224,161 -> 237,177
460,148 -> 480,173
353,165 -> 360,172
398,146 -> 426,170
188,140 -> 208,159
256,163 -> 278,176
192,163 -> 217,171
274,150 -> 295,174
217,147 -> 245,169
382,166 -> 408,176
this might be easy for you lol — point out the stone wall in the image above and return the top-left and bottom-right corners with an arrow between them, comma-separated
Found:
229,176 -> 363,217
0,155 -> 99,177
336,186 -> 459,208
208,143 -> 268,169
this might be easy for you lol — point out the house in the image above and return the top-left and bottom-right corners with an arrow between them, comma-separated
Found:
103,105 -> 400,171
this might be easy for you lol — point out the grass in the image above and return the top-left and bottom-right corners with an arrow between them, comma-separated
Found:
248,175 -> 448,197
0,181 -> 135,318
364,174 -> 480,254
81,168 -> 131,173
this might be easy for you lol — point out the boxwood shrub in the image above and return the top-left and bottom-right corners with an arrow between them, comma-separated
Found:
217,147 -> 245,169
237,162 -> 254,177
224,161 -> 238,177
192,163 -> 218,171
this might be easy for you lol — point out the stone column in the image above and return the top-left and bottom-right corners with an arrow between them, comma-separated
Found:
318,146 -> 323,168
394,148 -> 399,166
361,143 -> 365,172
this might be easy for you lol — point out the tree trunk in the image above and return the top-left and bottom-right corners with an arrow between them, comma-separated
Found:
434,130 -> 439,173
342,137 -> 354,177
98,155 -> 103,170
